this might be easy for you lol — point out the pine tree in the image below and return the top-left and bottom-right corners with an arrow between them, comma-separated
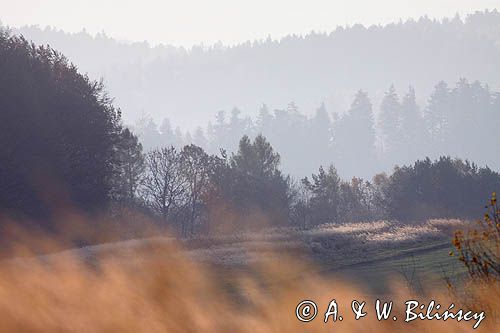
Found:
378,85 -> 401,158
309,102 -> 333,169
227,135 -> 290,225
174,127 -> 185,148
193,127 -> 208,149
424,81 -> 450,157
112,128 -> 145,203
159,118 -> 178,147
398,86 -> 426,164
134,116 -> 162,151
256,104 -> 273,137
449,78 -> 474,159
334,91 -> 377,178
303,165 -> 342,224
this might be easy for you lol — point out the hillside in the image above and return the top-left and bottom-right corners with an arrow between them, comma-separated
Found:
4,10 -> 500,128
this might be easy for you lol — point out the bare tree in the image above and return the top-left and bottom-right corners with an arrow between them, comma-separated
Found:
141,147 -> 187,222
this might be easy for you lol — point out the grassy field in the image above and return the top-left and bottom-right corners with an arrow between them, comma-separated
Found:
326,239 -> 466,294
186,219 -> 468,293
19,218 -> 468,295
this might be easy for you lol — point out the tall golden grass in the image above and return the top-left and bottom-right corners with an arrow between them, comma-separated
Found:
0,214 -> 497,332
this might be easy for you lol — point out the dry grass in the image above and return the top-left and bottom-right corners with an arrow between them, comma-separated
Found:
0,217 -> 497,332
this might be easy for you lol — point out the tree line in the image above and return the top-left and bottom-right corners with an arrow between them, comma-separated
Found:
117,133 -> 500,235
133,80 -> 500,179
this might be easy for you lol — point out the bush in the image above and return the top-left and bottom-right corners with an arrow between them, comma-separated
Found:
451,192 -> 499,282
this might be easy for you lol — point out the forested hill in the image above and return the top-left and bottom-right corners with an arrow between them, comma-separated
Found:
3,10 -> 500,127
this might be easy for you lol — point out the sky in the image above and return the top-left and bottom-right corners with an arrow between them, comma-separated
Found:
1,0 -> 500,47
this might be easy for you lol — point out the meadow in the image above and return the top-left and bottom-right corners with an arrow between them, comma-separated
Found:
2,217 -> 497,332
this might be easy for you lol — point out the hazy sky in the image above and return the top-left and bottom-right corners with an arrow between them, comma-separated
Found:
2,0 -> 500,46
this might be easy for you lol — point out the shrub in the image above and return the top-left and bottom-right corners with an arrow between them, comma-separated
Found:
451,192 -> 499,282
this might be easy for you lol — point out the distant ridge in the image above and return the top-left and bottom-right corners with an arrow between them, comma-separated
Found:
2,10 -> 500,128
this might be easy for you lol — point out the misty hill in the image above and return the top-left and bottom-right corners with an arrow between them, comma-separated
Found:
3,10 -> 500,129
